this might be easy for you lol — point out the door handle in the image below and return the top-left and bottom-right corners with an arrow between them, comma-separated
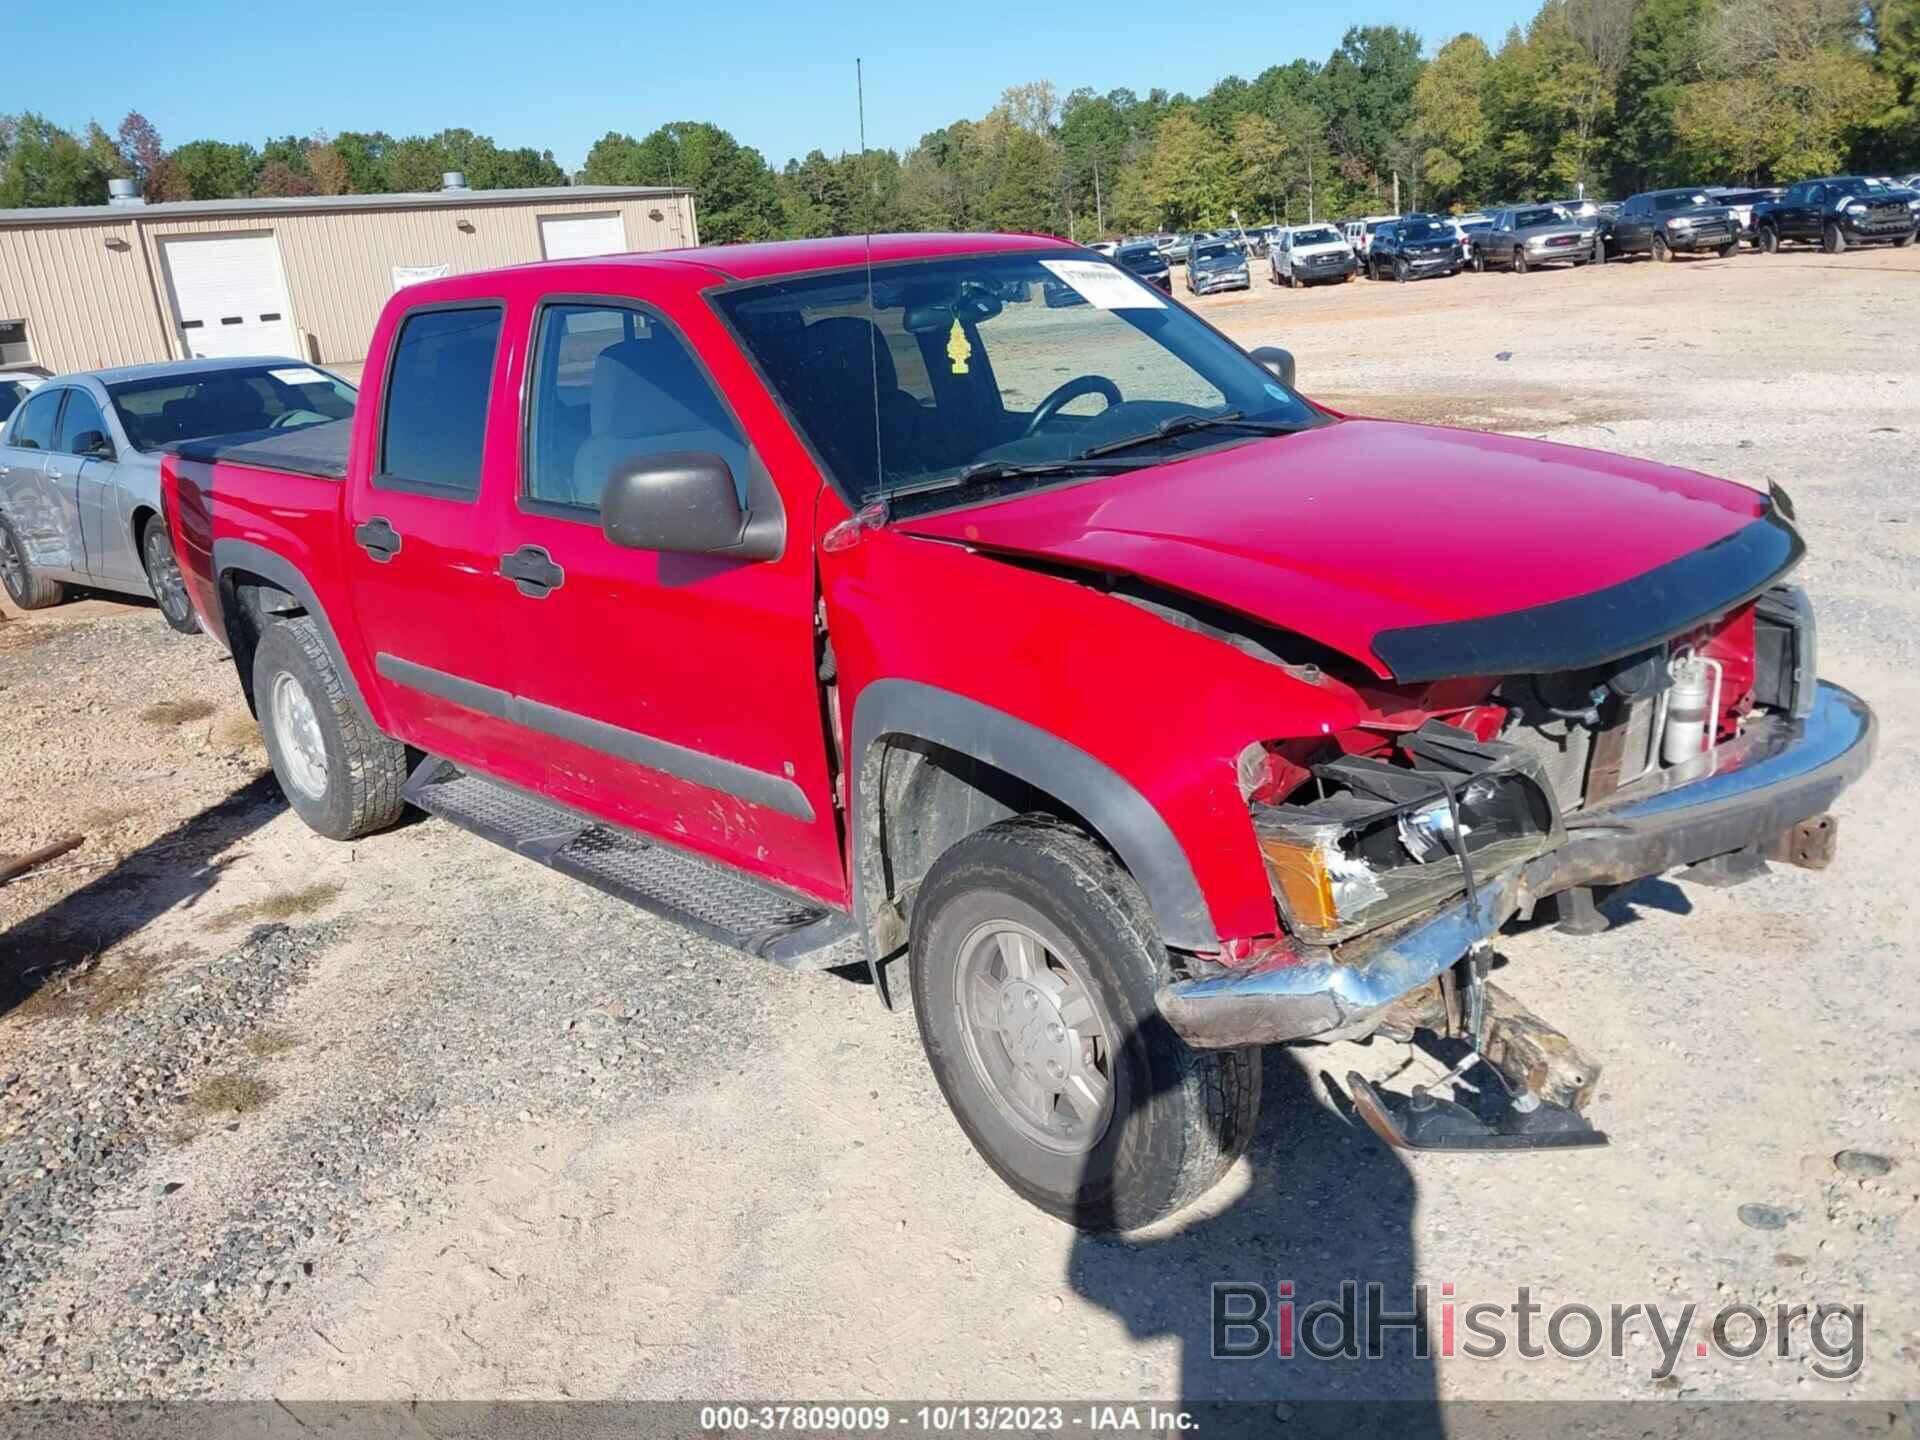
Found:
354,516 -> 402,563
498,545 -> 564,598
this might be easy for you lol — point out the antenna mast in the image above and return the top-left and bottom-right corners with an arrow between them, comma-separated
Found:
859,57 -> 883,497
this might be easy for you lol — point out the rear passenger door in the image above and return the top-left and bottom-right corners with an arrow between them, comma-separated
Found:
0,387 -> 77,577
494,295 -> 844,901
344,300 -> 531,769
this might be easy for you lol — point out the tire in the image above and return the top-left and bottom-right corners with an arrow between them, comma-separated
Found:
251,616 -> 409,841
1592,235 -> 1607,264
1393,256 -> 1410,283
1760,225 -> 1780,254
1513,248 -> 1529,274
0,511 -> 66,610
1717,240 -> 1738,259
1471,250 -> 1485,273
1653,233 -> 1672,262
909,816 -> 1261,1232
140,516 -> 202,635
1894,231 -> 1914,249
1823,222 -> 1845,255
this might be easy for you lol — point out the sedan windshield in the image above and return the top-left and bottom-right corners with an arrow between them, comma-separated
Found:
1115,245 -> 1163,269
1292,227 -> 1342,246
108,364 -> 357,451
1192,242 -> 1238,262
714,252 -> 1317,506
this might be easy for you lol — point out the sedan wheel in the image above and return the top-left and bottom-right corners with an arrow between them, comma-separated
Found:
142,520 -> 202,635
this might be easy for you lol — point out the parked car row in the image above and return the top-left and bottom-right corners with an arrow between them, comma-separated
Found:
0,357 -> 358,629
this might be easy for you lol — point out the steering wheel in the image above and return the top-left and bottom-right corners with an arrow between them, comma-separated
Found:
270,408 -> 327,429
1023,375 -> 1123,438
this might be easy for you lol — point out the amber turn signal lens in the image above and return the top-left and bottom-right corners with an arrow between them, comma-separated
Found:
1257,835 -> 1338,935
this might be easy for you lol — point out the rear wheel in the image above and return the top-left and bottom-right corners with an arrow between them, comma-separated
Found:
1760,225 -> 1780,254
140,517 -> 201,635
909,816 -> 1261,1232
1823,222 -> 1845,254
252,617 -> 409,841
0,512 -> 65,610
1471,250 -> 1486,273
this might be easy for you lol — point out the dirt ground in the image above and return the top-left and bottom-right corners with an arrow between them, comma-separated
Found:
2,242 -> 1917,1408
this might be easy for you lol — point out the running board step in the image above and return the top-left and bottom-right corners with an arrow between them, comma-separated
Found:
403,758 -> 861,970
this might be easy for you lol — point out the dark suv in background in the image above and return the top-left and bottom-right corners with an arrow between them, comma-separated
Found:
1366,215 -> 1463,281
1751,177 -> 1919,254
1112,240 -> 1173,291
1610,189 -> 1739,261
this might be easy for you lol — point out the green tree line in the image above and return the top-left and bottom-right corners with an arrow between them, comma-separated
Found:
6,0 -> 1918,237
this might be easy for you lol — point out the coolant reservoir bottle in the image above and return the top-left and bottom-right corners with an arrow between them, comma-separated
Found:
1662,655 -> 1713,765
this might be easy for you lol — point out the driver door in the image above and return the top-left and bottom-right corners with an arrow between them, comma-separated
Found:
57,386 -> 139,586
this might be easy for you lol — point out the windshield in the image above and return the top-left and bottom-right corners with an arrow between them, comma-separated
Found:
1115,245 -> 1163,269
108,364 -> 357,451
1653,192 -> 1711,212
1397,220 -> 1451,241
1192,242 -> 1237,261
1514,208 -> 1562,228
714,252 -> 1317,506
1292,227 -> 1342,246
1829,177 -> 1893,197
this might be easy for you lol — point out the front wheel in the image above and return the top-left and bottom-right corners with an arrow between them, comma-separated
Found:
1592,235 -> 1607,264
1894,231 -> 1914,249
909,816 -> 1261,1232
141,518 -> 201,635
1393,257 -> 1410,283
1513,249 -> 1529,274
1653,233 -> 1673,262
1760,225 -> 1780,254
1823,222 -> 1845,255
1717,239 -> 1738,258
252,616 -> 410,841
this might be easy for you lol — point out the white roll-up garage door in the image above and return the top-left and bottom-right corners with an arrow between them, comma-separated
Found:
539,212 -> 628,260
159,233 -> 300,360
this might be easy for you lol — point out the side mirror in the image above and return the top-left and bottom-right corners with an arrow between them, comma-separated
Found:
1250,345 -> 1297,391
601,450 -> 781,562
74,430 -> 114,460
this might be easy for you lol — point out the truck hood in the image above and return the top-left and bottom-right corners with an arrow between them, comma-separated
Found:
898,419 -> 1797,682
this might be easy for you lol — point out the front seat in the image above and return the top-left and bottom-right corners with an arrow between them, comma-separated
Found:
571,339 -> 735,507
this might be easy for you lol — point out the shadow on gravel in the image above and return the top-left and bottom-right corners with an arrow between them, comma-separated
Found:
0,772 -> 285,1019
1069,1047 -> 1439,1436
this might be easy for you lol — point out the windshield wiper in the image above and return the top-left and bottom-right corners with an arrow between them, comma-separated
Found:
943,456 -> 1154,488
1077,409 -> 1302,459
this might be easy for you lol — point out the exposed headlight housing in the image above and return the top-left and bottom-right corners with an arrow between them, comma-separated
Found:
1251,723 -> 1565,944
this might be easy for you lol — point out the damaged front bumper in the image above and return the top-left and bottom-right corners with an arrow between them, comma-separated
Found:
1158,681 -> 1875,1050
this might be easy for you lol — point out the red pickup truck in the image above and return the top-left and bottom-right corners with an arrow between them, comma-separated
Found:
162,232 -> 1872,1229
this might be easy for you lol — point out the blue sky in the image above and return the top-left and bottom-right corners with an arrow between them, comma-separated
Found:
14,0 -> 1531,171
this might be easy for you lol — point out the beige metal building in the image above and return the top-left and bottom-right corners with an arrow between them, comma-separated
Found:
0,177 -> 698,376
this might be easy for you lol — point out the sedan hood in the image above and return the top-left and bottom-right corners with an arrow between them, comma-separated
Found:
899,419 -> 1795,682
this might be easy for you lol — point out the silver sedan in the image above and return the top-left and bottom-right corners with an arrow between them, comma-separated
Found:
0,357 -> 356,632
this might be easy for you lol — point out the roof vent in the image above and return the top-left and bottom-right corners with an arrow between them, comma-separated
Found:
107,178 -> 145,207
441,171 -> 469,192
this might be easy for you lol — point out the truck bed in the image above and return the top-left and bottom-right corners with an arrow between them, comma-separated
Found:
162,418 -> 352,482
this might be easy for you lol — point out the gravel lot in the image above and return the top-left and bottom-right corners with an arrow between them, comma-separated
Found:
1,242 -> 1916,1407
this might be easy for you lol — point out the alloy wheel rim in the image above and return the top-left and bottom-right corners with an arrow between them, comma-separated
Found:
270,670 -> 329,800
146,530 -> 190,622
952,919 -> 1115,1155
0,528 -> 23,600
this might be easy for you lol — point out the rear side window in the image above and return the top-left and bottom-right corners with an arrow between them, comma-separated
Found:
378,306 -> 503,497
9,387 -> 63,450
524,302 -> 747,513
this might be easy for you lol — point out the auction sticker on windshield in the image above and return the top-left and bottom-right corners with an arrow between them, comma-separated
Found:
1039,259 -> 1167,309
